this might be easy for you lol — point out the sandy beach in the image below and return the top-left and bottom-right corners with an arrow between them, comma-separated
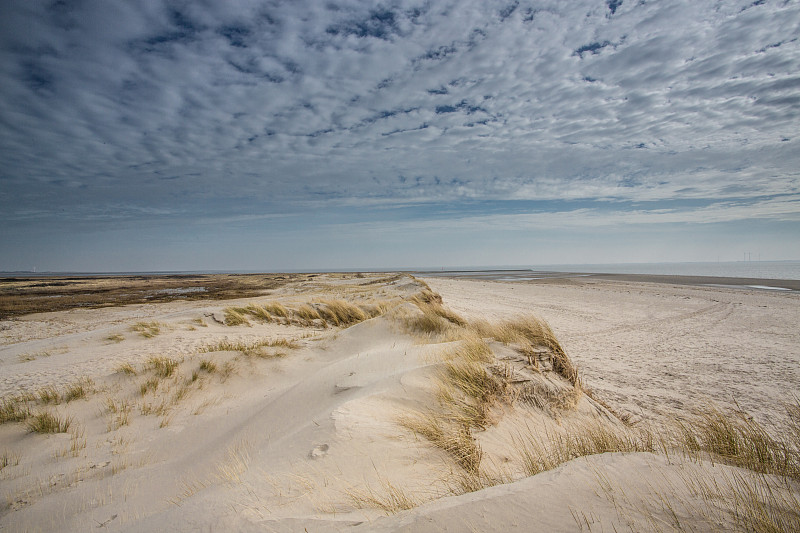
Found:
1,272 -> 798,532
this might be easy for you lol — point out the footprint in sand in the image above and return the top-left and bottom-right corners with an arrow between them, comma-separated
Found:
309,444 -> 329,459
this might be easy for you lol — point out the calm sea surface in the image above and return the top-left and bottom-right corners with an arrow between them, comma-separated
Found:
4,261 -> 800,281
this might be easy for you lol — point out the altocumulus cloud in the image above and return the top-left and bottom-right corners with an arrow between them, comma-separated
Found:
0,0 -> 799,269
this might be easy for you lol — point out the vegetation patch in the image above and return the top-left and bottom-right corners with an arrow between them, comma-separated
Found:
198,359 -> 217,373
132,321 -> 162,338
347,477 -> 422,515
677,404 -> 800,479
223,308 -> 250,326
116,362 -> 137,375
26,411 -> 72,433
146,357 -> 179,378
63,378 -> 93,402
0,397 -> 31,424
201,338 -> 300,358
222,298 -> 390,329
0,273 -> 301,319
1,450 -> 21,470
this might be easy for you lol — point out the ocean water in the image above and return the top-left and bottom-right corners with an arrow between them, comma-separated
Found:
5,261 -> 800,281
528,261 -> 800,281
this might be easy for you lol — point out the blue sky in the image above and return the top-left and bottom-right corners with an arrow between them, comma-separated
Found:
1,0 -> 799,271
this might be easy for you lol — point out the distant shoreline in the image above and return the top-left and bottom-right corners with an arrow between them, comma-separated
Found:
3,260 -> 800,282
4,268 -> 800,292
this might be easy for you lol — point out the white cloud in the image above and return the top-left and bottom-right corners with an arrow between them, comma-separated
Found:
0,0 -> 798,232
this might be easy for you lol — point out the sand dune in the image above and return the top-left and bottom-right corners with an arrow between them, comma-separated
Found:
1,273 -> 798,531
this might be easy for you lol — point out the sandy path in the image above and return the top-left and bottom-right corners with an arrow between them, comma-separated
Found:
423,277 -> 800,427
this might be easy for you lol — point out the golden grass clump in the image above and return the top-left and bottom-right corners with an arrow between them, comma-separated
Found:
399,336 -> 508,476
223,308 -> 250,326
37,386 -> 61,405
316,299 -> 369,326
222,298 -> 386,329
401,411 -> 483,474
403,290 -> 468,336
677,406 -> 800,479
63,378 -> 93,402
440,359 -> 506,430
199,359 -> 217,373
410,289 -> 443,305
400,309 -> 593,489
131,321 -> 162,338
0,397 -> 31,424
201,338 -> 299,358
508,420 -> 656,478
105,398 -> 132,430
442,336 -> 493,363
243,304 -> 272,323
263,302 -> 290,319
140,377 -> 159,396
403,311 -> 452,335
116,362 -> 137,375
473,316 -> 577,385
347,478 -> 421,515
295,304 -> 322,323
147,356 -> 179,378
26,411 -> 72,433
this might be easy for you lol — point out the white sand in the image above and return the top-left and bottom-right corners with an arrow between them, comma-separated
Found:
423,276 -> 800,428
1,274 -> 798,532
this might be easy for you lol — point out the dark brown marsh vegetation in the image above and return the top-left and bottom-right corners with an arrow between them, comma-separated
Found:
0,273 -> 315,319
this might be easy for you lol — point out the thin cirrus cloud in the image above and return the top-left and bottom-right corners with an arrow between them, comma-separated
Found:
0,0 -> 799,269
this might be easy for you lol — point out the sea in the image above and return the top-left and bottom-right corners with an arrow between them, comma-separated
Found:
3,261 -> 800,281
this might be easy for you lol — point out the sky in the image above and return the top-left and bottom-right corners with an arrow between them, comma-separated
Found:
1,0 -> 799,272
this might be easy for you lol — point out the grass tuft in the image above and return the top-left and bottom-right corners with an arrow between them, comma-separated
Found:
403,291 -> 467,336
0,397 -> 31,424
147,356 -> 179,378
295,304 -> 322,324
263,302 -> 290,319
472,315 -> 577,385
139,377 -> 159,396
26,411 -> 72,433
677,406 -> 800,479
63,378 -> 93,402
223,308 -> 250,326
37,386 -> 61,405
199,359 -> 217,373
131,321 -> 162,338
401,411 -> 483,474
347,478 -> 421,515
104,398 -> 132,430
316,299 -> 369,326
201,338 -> 299,358
116,362 -> 137,375
243,304 -> 273,323
220,298 -> 387,329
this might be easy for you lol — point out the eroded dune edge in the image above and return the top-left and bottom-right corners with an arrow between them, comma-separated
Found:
1,273 -> 798,532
